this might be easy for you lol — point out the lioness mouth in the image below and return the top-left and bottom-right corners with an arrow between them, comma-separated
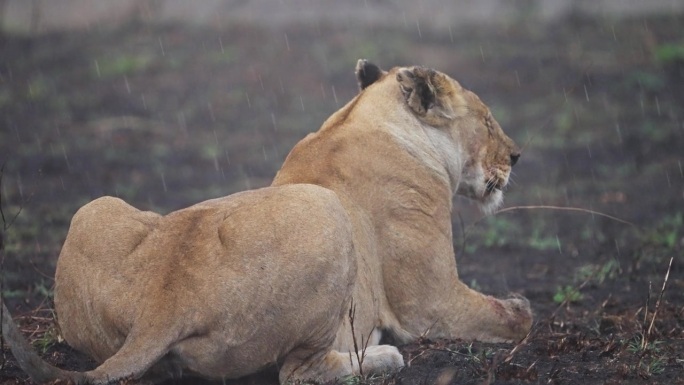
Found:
485,180 -> 502,193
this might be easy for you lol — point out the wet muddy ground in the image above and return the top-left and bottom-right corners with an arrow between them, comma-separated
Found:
1,13 -> 683,385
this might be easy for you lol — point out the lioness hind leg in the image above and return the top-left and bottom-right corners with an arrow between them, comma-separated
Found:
279,346 -> 403,384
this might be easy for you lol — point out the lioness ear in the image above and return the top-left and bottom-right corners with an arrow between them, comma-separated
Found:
396,67 -> 437,115
355,59 -> 385,90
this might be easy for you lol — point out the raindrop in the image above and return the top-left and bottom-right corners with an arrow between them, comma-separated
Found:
158,37 -> 166,56
536,187 -> 542,204
161,172 -> 167,193
479,46 -> 485,63
245,92 -> 251,108
299,96 -> 305,111
225,149 -> 231,165
124,76 -> 131,94
320,83 -> 327,98
33,134 -> 42,152
587,145 -> 592,158
556,235 -> 562,254
94,60 -> 101,78
416,20 -> 422,39
271,112 -> 277,131
515,70 -> 521,87
615,123 -> 622,143
284,33 -> 290,51
614,239 -> 620,256
178,112 -> 187,134
562,88 -> 568,102
262,146 -> 268,161
331,85 -> 338,106
219,37 -> 225,54
666,171 -> 671,187
61,144 -> 71,172
401,12 -> 407,28
279,77 -> 285,94
583,84 -> 590,102
141,94 -> 147,109
208,102 -> 215,122
611,25 -> 617,41
655,96 -> 661,115
17,174 -> 23,198
448,26 -> 454,43
678,160 -> 683,178
60,176 -> 65,191
213,156 -> 219,172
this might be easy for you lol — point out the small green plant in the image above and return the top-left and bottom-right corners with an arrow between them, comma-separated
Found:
34,280 -> 54,300
625,70 -> 665,93
529,230 -> 560,251
654,42 -> 684,65
338,374 -> 362,385
642,213 -> 682,249
32,325 -> 59,354
627,333 -> 662,354
628,333 -> 667,378
553,285 -> 583,304
1,288 -> 27,298
481,217 -> 517,248
94,54 -> 153,77
575,259 -> 620,284
451,342 -> 495,365
643,357 -> 666,376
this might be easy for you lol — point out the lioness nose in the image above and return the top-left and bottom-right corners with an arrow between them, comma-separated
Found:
510,152 -> 520,166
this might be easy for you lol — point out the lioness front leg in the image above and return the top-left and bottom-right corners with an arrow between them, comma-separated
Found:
438,280 -> 532,343
383,245 -> 532,342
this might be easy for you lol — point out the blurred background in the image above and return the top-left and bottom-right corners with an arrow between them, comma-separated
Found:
0,1 -> 683,383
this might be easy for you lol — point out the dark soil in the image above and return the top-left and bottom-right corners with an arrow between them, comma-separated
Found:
1,13 -> 683,385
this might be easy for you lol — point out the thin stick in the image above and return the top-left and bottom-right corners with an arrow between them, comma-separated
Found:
0,163 -> 6,363
645,257 -> 674,344
643,281 -> 652,334
503,327 -> 533,364
493,206 -> 636,227
348,299 -> 365,377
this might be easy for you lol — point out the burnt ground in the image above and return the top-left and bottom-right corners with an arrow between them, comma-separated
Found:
1,13 -> 683,385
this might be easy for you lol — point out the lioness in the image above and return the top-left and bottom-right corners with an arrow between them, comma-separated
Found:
1,61 -> 532,384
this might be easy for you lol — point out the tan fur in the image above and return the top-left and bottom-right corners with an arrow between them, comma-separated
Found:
1,61 -> 531,384
273,61 -> 531,351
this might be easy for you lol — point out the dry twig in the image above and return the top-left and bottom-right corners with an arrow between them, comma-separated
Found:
347,299 -> 372,377
642,256 -> 674,349
492,205 -> 636,227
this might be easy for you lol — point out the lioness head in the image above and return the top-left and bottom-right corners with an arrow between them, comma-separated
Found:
356,60 -> 520,214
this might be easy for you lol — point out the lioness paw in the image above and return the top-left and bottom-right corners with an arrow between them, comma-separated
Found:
357,345 -> 404,374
